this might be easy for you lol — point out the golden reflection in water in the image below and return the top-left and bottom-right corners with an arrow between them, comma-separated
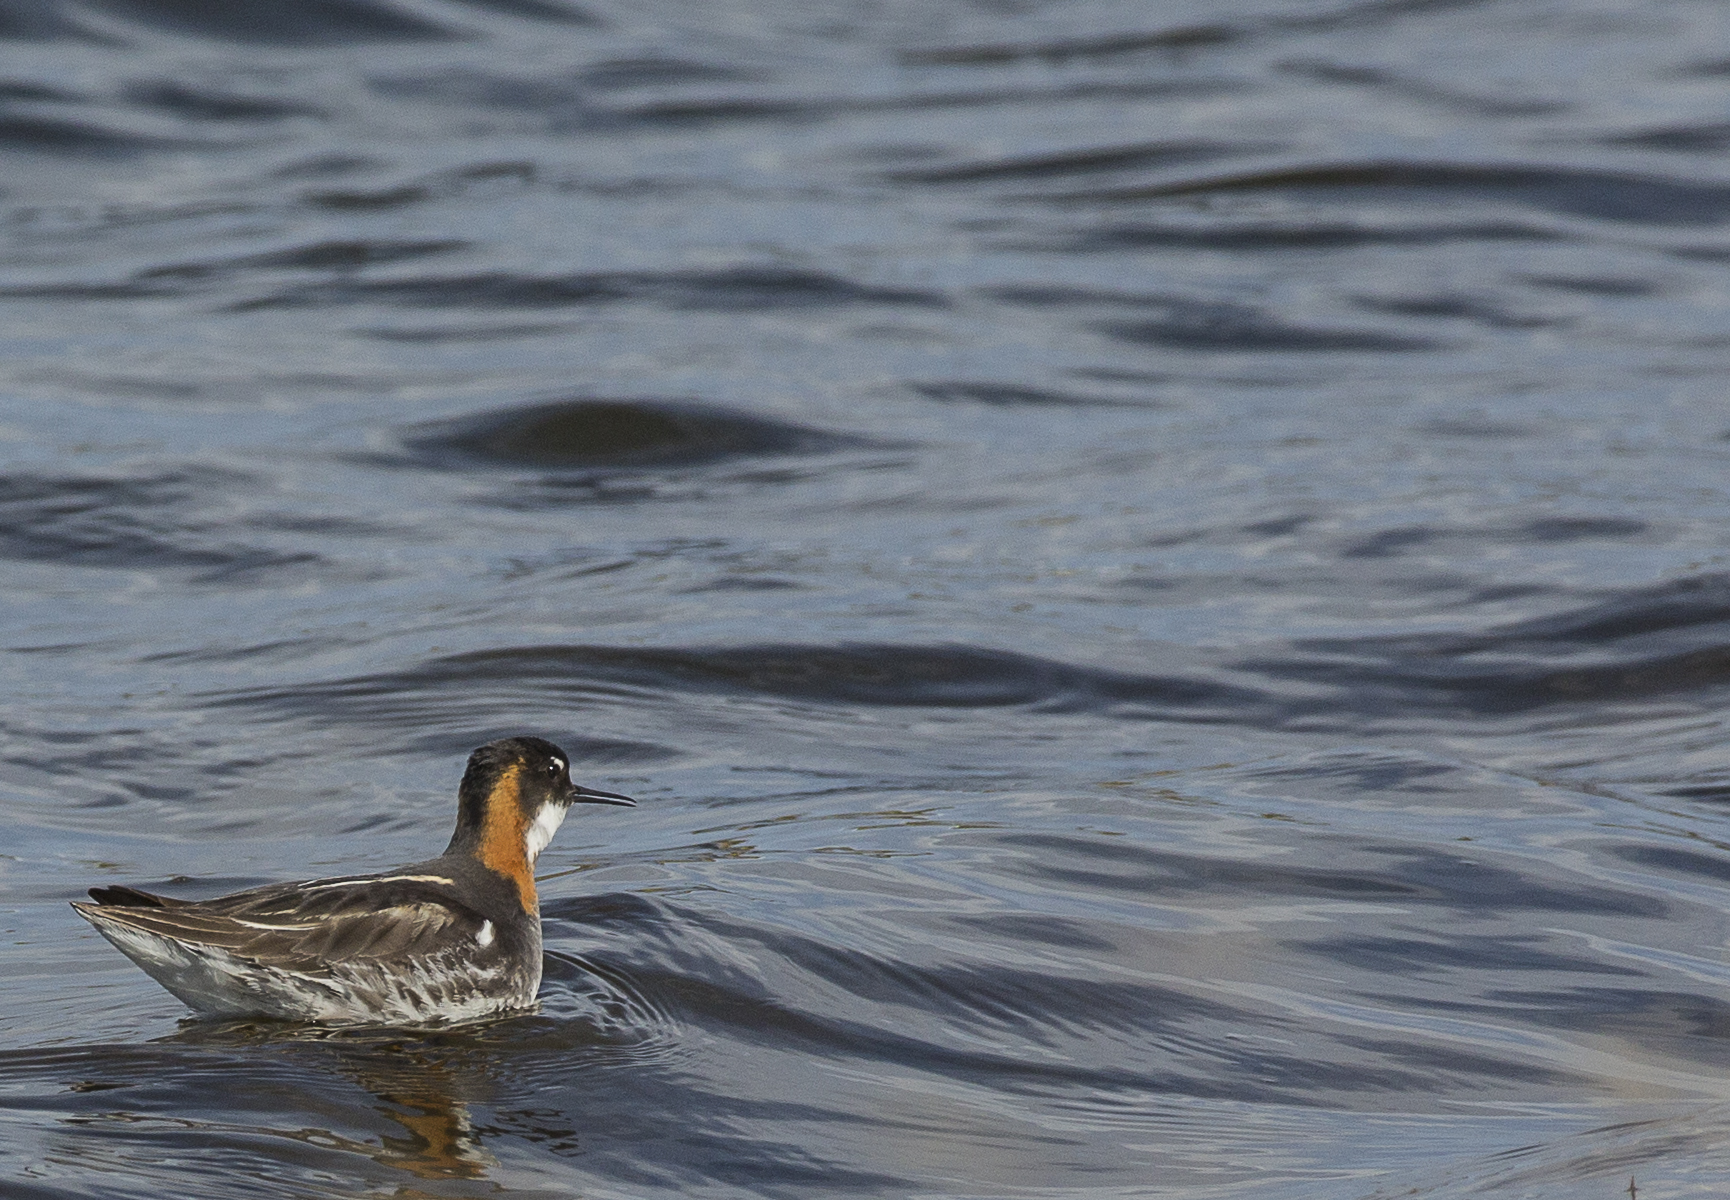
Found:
164,1020 -> 500,1182
351,1046 -> 492,1181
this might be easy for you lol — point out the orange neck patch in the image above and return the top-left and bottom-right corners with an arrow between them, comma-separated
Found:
474,764 -> 536,912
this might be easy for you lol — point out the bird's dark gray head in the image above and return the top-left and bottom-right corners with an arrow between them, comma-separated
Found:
455,736 -> 635,824
445,738 -> 635,901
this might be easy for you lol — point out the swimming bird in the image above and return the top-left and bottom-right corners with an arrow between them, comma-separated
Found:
71,736 -> 636,1026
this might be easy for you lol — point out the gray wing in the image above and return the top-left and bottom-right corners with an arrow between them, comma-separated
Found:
73,877 -> 483,975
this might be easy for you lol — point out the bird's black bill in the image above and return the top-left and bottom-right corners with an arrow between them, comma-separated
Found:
571,785 -> 637,807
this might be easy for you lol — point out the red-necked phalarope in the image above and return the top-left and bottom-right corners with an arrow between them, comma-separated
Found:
72,736 -> 636,1026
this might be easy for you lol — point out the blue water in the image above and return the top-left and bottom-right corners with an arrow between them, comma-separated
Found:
6,0 -> 1730,1196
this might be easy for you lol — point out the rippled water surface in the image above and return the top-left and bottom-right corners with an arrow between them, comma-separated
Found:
6,0 -> 1730,1196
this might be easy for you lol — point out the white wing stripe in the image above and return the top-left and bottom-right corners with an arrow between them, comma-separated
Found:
299,874 -> 456,891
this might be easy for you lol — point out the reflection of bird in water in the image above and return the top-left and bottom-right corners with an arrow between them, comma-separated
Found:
73,737 -> 637,1025
350,1044 -> 492,1181
165,1020 -> 502,1181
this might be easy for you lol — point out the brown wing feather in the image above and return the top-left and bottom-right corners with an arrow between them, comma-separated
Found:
76,880 -> 481,975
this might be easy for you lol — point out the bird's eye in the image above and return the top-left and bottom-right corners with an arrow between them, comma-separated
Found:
547,758 -> 565,778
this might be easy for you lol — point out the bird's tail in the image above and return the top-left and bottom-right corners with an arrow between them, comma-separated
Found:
85,885 -> 190,908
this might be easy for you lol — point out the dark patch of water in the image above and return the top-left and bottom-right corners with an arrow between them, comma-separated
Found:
94,0 -> 458,45
231,264 -> 949,313
1056,162 -> 1730,226
400,399 -> 871,471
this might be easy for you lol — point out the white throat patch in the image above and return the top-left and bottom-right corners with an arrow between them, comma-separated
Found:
524,802 -> 568,864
